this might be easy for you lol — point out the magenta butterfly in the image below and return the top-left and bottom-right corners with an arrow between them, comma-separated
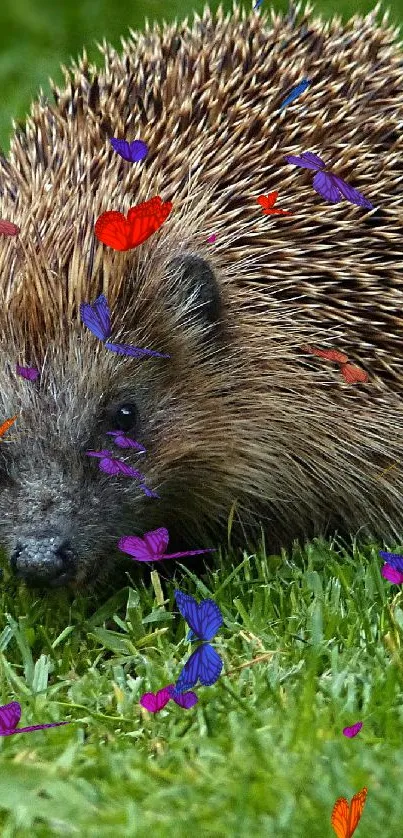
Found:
80,294 -> 170,359
379,550 -> 403,584
0,701 -> 69,736
342,721 -> 363,738
284,151 -> 373,208
86,450 -> 159,497
118,527 -> 215,562
140,684 -> 198,713
110,138 -> 148,163
16,365 -> 40,381
105,430 -> 146,452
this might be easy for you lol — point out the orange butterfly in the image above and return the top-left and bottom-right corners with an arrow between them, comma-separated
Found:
256,191 -> 293,216
331,787 -> 368,838
0,219 -> 20,236
0,415 -> 18,440
302,345 -> 368,384
95,196 -> 173,251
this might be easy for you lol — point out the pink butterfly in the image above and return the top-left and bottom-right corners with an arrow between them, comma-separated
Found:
86,450 -> 159,497
117,527 -> 215,562
207,234 -> 217,243
140,684 -> 198,713
0,701 -> 69,736
342,721 -> 363,738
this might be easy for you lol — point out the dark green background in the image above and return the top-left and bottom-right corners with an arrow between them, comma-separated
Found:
0,0 -> 402,150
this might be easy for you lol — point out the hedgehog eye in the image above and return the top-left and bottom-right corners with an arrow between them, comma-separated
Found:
113,402 -> 139,432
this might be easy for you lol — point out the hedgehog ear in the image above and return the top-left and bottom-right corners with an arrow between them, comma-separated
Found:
166,254 -> 221,328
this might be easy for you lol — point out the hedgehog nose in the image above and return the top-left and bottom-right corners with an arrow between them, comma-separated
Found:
10,536 -> 77,587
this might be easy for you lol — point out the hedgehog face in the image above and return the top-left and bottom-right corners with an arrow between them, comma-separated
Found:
0,254 -> 233,588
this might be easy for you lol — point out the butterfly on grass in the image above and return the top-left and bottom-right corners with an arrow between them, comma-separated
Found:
0,219 -> 20,236
257,192 -> 293,216
80,293 -> 170,359
118,527 -> 215,562
172,590 -> 223,694
342,721 -> 363,738
379,549 -> 403,583
140,684 -> 198,713
105,430 -> 146,452
94,196 -> 172,251
86,450 -> 159,497
302,345 -> 368,384
279,79 -> 310,110
16,365 -> 40,381
284,151 -> 373,209
331,787 -> 368,838
110,138 -> 148,163
0,702 -> 69,737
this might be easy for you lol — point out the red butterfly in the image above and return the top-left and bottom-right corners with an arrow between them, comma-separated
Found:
95,196 -> 173,251
0,415 -> 18,439
0,219 -> 20,236
256,192 -> 293,216
302,345 -> 368,384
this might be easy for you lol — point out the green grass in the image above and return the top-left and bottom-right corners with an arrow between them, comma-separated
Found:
0,536 -> 402,835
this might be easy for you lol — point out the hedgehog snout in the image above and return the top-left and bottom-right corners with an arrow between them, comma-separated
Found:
10,534 -> 78,588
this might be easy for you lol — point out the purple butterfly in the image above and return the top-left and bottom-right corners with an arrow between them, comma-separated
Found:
279,79 -> 310,110
106,430 -> 146,453
140,684 -> 198,713
342,721 -> 363,738
0,701 -> 69,736
110,138 -> 148,163
284,151 -> 373,208
80,294 -> 170,359
172,590 -> 223,694
86,450 -> 159,497
16,365 -> 40,381
379,550 -> 403,574
117,527 -> 216,562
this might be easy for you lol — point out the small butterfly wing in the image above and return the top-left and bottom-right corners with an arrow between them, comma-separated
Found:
0,219 -> 20,236
105,341 -> 170,359
379,550 -> 403,574
106,431 -> 146,451
331,797 -> 349,838
303,345 -> 349,364
342,721 -> 363,738
174,644 -> 222,693
16,365 -> 40,381
257,192 -> 278,210
166,684 -> 198,709
381,563 -> 403,584
174,590 -> 223,640
143,527 -> 170,559
284,152 -> 325,170
118,534 -> 155,561
139,484 -> 160,499
110,138 -> 148,163
340,363 -> 368,384
0,701 -> 21,732
94,211 -> 132,251
98,457 -> 121,475
115,461 -> 143,479
126,196 -> 173,249
86,449 -> 114,459
347,788 -> 367,836
140,687 -> 170,712
331,176 -> 373,210
80,294 -> 111,340
312,171 -> 342,203
0,415 -> 18,438
279,79 -> 310,110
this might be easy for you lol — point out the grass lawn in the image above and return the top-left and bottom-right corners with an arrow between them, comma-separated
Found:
0,536 -> 402,836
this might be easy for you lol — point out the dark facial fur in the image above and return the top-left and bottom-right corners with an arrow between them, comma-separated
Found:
0,3 -> 402,588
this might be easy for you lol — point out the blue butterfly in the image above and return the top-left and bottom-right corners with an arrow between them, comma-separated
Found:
379,550 -> 403,574
80,294 -> 170,359
110,138 -> 148,163
173,590 -> 223,693
279,79 -> 311,111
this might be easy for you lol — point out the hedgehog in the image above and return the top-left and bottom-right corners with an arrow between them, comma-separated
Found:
0,1 -> 402,589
